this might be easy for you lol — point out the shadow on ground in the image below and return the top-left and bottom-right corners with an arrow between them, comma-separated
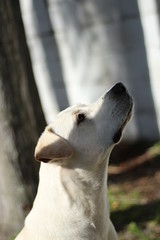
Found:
109,140 -> 160,236
111,199 -> 160,231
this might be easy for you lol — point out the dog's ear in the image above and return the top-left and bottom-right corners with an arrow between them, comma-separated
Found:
34,126 -> 73,163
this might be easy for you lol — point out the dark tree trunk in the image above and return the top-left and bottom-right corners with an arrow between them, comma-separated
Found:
0,0 -> 46,238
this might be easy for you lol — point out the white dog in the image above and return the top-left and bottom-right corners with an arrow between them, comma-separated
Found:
16,83 -> 132,240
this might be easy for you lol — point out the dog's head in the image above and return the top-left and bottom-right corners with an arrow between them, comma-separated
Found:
35,83 -> 133,167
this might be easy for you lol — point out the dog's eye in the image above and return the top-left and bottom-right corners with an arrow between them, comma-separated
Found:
77,113 -> 85,125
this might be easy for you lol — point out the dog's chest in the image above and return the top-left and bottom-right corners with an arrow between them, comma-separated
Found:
26,207 -> 98,240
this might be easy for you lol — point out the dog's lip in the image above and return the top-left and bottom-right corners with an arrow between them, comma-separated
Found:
121,99 -> 133,129
113,128 -> 123,143
113,99 -> 133,143
127,98 -> 133,119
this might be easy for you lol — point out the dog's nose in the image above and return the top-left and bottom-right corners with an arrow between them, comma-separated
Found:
111,82 -> 126,95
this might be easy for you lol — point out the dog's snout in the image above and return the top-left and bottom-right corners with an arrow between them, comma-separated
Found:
102,82 -> 127,100
111,82 -> 126,95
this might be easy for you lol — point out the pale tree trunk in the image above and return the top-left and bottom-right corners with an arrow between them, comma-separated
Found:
0,0 -> 46,239
47,0 -> 159,140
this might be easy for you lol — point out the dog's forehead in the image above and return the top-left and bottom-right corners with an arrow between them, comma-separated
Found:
51,103 -> 87,126
58,103 -> 87,116
49,103 -> 88,136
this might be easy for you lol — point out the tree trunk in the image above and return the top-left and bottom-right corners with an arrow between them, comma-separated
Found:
47,0 -> 159,140
0,0 -> 46,238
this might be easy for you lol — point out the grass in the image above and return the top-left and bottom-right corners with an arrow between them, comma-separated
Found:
109,189 -> 160,239
108,141 -> 160,239
125,221 -> 160,240
148,141 -> 160,157
108,188 -> 141,212
109,178 -> 160,237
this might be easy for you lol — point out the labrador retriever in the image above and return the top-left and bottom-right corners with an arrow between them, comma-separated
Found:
16,82 -> 133,240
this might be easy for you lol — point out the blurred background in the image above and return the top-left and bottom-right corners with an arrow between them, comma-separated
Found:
0,0 -> 160,239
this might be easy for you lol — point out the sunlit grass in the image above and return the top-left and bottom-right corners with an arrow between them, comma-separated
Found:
108,188 -> 141,212
148,141 -> 160,157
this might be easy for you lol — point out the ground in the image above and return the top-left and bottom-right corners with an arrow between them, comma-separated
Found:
109,141 -> 160,240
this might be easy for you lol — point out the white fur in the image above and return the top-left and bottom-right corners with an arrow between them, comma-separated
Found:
16,83 -> 132,240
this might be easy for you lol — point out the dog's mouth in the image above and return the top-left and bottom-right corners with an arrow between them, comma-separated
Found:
113,100 -> 133,144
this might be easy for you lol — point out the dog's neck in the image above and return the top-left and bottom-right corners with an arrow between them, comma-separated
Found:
61,159 -> 109,217
26,155 -> 111,239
